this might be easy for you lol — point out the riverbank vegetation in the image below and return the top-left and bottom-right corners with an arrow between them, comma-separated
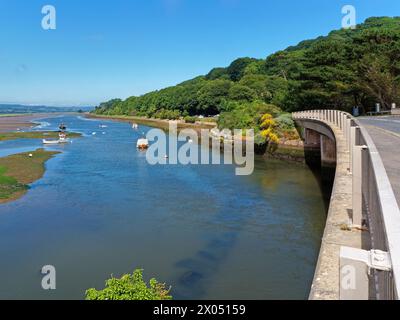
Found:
0,149 -> 60,203
92,17 -> 400,145
0,131 -> 81,142
88,114 -> 216,131
85,269 -> 172,300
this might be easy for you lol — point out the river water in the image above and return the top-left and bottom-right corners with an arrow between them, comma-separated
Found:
0,115 -> 327,299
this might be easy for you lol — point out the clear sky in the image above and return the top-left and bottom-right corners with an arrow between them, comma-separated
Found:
0,0 -> 399,106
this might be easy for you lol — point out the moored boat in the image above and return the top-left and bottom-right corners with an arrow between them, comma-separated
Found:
42,139 -> 61,145
42,132 -> 69,145
137,138 -> 149,150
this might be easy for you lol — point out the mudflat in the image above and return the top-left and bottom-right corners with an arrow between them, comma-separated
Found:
0,114 -> 51,132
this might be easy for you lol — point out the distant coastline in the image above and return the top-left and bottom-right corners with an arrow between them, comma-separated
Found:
0,104 -> 94,114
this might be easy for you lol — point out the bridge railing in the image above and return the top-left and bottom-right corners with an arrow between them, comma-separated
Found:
293,110 -> 400,300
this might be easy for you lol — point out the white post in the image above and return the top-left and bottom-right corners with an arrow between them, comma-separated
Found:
340,247 -> 370,300
343,115 -> 348,141
341,113 -> 345,131
350,126 -> 360,174
347,118 -> 352,151
352,145 -> 368,227
336,111 -> 340,127
340,247 -> 392,300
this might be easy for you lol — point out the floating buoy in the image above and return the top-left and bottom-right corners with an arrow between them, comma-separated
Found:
92,132 -> 96,135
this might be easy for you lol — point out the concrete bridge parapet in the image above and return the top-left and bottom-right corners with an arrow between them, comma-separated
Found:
293,110 -> 400,300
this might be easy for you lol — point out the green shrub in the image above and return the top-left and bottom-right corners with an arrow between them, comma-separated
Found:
275,113 -> 295,131
184,116 -> 196,123
217,101 -> 283,131
85,269 -> 172,300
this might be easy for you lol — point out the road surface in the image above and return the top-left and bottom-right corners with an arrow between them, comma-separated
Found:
358,116 -> 400,206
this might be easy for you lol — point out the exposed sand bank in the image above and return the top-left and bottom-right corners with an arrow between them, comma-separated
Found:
0,114 -> 59,132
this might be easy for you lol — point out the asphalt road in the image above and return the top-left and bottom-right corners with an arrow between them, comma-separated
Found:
358,116 -> 400,206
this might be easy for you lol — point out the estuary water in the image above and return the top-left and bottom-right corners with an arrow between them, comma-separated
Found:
0,115 -> 327,299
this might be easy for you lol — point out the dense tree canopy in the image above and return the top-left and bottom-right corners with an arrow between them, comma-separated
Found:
93,17 -> 400,122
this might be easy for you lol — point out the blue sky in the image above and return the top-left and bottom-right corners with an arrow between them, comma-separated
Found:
0,0 -> 399,106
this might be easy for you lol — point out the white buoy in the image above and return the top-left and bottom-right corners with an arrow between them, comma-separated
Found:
92,132 -> 96,135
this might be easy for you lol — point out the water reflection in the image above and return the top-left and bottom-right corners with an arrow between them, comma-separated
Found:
0,115 -> 327,299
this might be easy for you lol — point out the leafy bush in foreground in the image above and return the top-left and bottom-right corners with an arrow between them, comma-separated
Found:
85,269 -> 172,300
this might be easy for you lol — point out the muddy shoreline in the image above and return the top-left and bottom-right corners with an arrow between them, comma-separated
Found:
87,113 -> 307,162
0,113 -> 66,132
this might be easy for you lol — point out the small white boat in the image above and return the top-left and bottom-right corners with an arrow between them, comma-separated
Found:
137,138 -> 149,150
99,125 -> 108,128
42,139 -> 62,145
42,138 -> 69,145
132,123 -> 139,129
42,132 -> 69,145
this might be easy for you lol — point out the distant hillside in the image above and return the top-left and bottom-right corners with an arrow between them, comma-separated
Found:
93,17 -> 400,124
0,104 -> 94,114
